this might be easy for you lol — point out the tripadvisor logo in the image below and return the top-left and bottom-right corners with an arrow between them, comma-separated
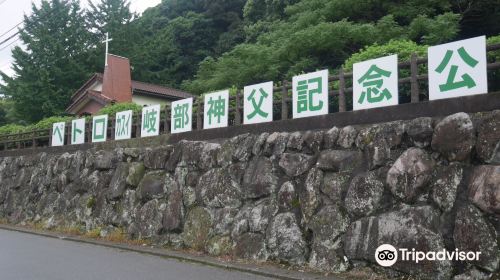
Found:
374,244 -> 481,267
375,244 -> 398,267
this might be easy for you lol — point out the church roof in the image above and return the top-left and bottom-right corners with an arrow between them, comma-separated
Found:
66,72 -> 194,114
132,80 -> 193,99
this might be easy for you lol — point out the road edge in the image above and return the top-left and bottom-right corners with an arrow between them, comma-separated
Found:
0,224 -> 333,280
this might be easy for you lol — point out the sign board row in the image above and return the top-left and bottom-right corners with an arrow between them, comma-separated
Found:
53,36 -> 489,146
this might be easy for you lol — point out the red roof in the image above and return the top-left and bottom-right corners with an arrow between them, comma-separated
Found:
66,72 -> 194,114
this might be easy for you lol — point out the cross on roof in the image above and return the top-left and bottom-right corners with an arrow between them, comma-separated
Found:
102,32 -> 113,67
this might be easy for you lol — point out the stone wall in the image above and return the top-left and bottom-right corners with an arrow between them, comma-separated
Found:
0,111 -> 499,280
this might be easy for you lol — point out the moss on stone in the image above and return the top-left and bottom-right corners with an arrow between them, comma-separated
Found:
182,207 -> 212,251
126,163 -> 146,187
86,196 -> 96,209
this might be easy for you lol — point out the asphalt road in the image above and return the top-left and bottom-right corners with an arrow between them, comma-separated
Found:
0,229 -> 274,280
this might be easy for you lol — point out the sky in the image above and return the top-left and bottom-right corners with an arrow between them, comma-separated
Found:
0,0 -> 161,81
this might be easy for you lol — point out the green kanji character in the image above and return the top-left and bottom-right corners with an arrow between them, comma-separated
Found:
247,88 -> 269,120
297,77 -> 323,113
72,125 -> 82,143
143,109 -> 158,133
207,96 -> 225,125
116,114 -> 130,136
357,64 -> 392,104
435,47 -> 478,92
174,103 -> 189,129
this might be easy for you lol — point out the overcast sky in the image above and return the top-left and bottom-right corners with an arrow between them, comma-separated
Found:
0,0 -> 161,81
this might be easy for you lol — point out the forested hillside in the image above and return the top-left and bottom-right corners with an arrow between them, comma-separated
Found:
1,0 -> 499,124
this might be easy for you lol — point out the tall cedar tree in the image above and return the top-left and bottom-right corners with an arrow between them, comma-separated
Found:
85,0 -> 135,72
0,0 -> 93,123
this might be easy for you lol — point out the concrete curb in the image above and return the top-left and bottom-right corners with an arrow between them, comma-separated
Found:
0,224 -> 335,280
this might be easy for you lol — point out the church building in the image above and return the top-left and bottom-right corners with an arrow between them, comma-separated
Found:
65,54 -> 193,116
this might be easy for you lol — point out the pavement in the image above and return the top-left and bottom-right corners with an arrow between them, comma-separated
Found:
0,225 -> 335,280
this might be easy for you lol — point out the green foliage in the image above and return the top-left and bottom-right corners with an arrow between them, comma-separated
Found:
0,98 -> 17,126
487,35 -> 500,61
343,40 -> 428,71
87,196 -> 97,209
184,0 -> 463,93
0,124 -> 26,136
1,0 -> 498,128
487,35 -> 500,91
408,12 -> 460,45
0,0 -> 94,123
97,102 -> 142,116
85,0 -> 137,74
29,116 -> 73,131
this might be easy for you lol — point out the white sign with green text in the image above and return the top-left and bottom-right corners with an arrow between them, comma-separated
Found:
92,115 -> 108,143
353,54 -> 399,110
244,81 -> 273,124
71,118 -> 85,145
204,90 -> 229,129
141,105 -> 161,137
292,69 -> 329,119
52,122 -> 65,146
171,98 -> 193,134
428,36 -> 487,100
115,110 -> 132,140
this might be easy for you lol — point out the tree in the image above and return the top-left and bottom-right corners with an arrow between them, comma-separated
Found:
0,0 -> 93,123
183,0 -> 463,94
85,0 -> 136,70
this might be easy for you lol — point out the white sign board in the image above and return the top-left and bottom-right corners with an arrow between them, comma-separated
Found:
171,98 -> 193,134
92,115 -> 108,143
204,90 -> 229,129
244,81 -> 273,124
353,54 -> 399,110
292,69 -> 329,119
51,122 -> 65,147
428,36 -> 487,100
141,105 -> 161,137
115,110 -> 133,140
71,118 -> 86,145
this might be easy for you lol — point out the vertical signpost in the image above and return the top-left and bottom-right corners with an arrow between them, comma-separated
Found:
92,115 -> 108,143
243,81 -> 273,125
115,110 -> 133,140
141,105 -> 161,137
292,69 -> 329,119
428,36 -> 487,100
353,54 -> 399,110
51,122 -> 65,147
171,98 -> 193,134
204,90 -> 229,129
71,118 -> 86,145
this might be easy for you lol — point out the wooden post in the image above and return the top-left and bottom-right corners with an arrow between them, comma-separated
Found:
235,90 -> 241,125
338,69 -> 346,112
196,97 -> 202,130
66,122 -> 71,145
281,80 -> 288,120
136,112 -> 142,138
48,128 -> 53,147
86,120 -> 92,143
164,104 -> 170,134
32,131 -> 37,148
109,115 -> 116,140
410,53 -> 420,103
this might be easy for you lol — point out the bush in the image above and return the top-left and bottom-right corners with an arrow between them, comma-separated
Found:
487,35 -> 500,61
97,102 -> 143,116
0,124 -> 26,135
343,40 -> 428,71
28,116 -> 73,130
